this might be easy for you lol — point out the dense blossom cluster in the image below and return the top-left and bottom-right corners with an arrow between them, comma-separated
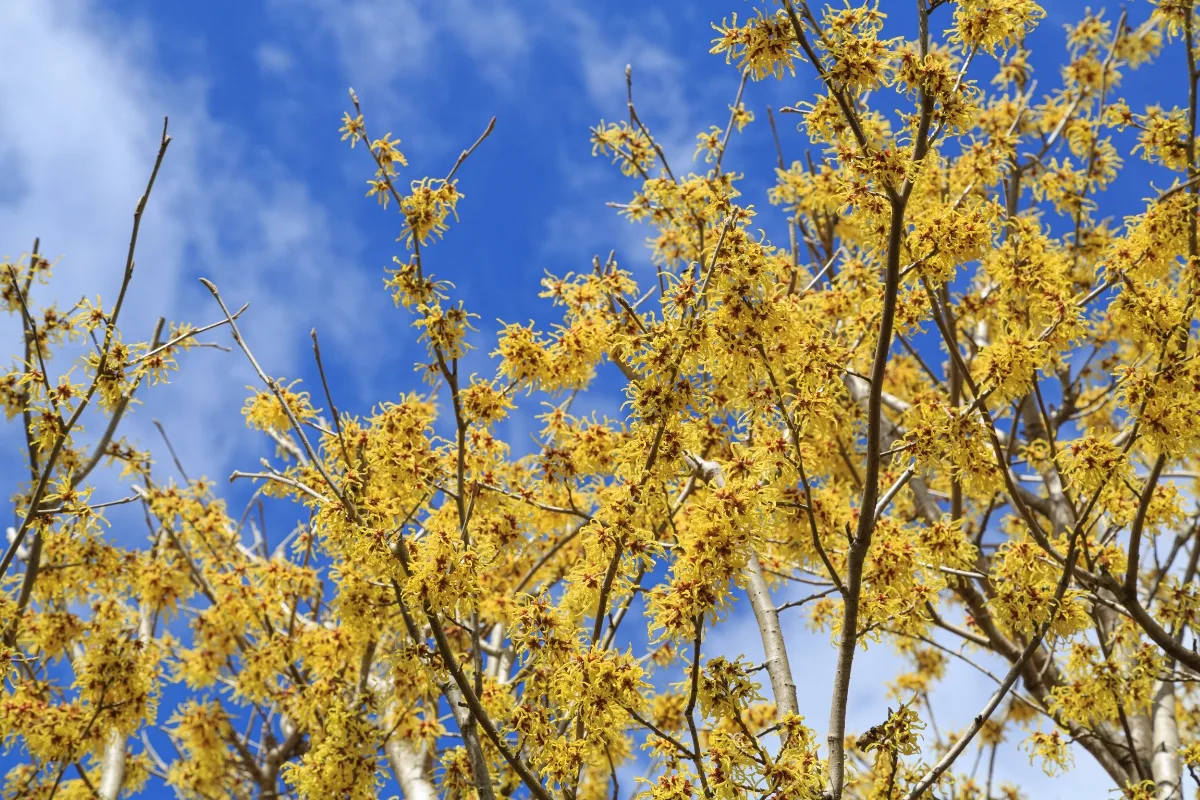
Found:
4,1 -> 1200,799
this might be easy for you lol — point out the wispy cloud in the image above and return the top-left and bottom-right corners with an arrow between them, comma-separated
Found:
270,0 -> 434,96
533,2 -> 750,280
263,0 -> 723,276
552,3 -> 700,167
256,42 -> 296,76
0,0 -> 385,502
267,0 -> 532,107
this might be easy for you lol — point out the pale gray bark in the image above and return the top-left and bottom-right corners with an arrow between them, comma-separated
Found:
385,738 -> 438,800
444,683 -> 496,800
485,623 -> 512,680
97,729 -> 127,800
1150,680 -> 1182,799
99,537 -> 160,799
684,452 -> 799,721
745,550 -> 799,719
364,670 -> 439,799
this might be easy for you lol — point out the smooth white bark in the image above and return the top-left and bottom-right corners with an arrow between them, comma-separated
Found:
684,452 -> 800,720
745,550 -> 799,719
386,737 -> 437,800
1150,680 -> 1182,800
97,729 -> 127,800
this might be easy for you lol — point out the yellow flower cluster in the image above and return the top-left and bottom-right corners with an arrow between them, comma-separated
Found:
8,2 -> 1200,799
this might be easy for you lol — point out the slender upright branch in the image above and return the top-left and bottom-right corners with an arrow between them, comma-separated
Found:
0,118 -> 170,581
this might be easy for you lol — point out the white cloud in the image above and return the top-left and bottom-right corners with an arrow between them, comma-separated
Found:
552,4 -> 700,169
0,0 -> 386,509
438,0 -> 531,90
266,0 -> 531,103
275,0 -> 433,95
256,42 -> 295,75
263,0 -> 715,261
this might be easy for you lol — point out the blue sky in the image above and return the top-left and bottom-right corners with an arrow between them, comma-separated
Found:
0,0 -> 1183,796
